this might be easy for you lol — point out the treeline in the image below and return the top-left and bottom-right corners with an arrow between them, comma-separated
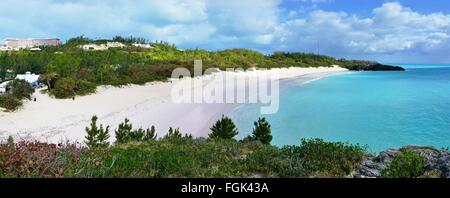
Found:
63,35 -> 149,46
84,115 -> 273,148
0,36 -> 395,99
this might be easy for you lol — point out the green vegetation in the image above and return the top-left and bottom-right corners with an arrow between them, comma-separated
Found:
84,115 -> 110,148
114,118 -> 133,144
8,79 -> 34,100
246,117 -> 273,145
281,139 -> 366,177
164,127 -> 188,140
0,36 -> 398,99
0,116 -> 369,178
209,115 -> 239,139
114,118 -> 157,144
52,77 -> 96,98
0,137 -> 366,178
381,152 -> 427,178
0,93 -> 22,111
0,79 -> 34,111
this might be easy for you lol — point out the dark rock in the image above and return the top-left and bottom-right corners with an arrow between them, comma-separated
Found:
355,149 -> 400,178
374,148 -> 401,164
356,145 -> 450,178
357,156 -> 385,178
437,150 -> 450,178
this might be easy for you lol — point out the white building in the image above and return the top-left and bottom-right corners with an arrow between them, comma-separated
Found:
107,42 -> 125,48
132,43 -> 153,49
0,81 -> 10,94
80,44 -> 109,51
2,38 -> 60,51
0,46 -> 18,51
16,72 -> 40,87
80,42 -> 126,51
30,47 -> 42,52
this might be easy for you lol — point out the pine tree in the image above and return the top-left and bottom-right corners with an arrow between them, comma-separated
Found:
143,126 -> 157,141
85,115 -> 110,148
251,117 -> 272,145
7,136 -> 14,150
129,128 -> 145,142
115,118 -> 133,144
209,115 -> 239,140
164,127 -> 182,139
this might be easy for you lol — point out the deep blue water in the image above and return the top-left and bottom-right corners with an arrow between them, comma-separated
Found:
228,65 -> 450,152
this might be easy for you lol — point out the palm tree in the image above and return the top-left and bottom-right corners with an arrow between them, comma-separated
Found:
39,72 -> 58,90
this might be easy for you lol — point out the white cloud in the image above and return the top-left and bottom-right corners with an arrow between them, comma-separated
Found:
276,2 -> 450,62
0,1 -> 449,62
255,34 -> 274,44
0,0 -> 281,50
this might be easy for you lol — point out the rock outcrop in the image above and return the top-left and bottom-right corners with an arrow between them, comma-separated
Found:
355,145 -> 450,178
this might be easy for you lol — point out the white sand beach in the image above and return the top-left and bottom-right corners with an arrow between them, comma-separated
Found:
0,66 -> 348,143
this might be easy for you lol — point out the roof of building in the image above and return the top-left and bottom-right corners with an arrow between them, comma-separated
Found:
16,72 -> 40,83
5,38 -> 60,41
0,81 -> 11,88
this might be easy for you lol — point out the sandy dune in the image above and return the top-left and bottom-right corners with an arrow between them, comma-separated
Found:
0,66 -> 348,143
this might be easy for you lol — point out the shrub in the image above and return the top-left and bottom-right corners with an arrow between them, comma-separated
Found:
6,136 -> 14,150
209,115 -> 239,140
0,141 -> 84,178
160,128 -> 193,144
85,116 -> 110,148
53,77 -> 78,98
281,138 -> 366,177
381,152 -> 426,178
9,79 -> 34,100
250,117 -> 272,145
165,127 -> 181,138
0,93 -> 22,111
244,146 -> 286,177
0,79 -> 33,111
143,126 -> 157,141
115,118 -> 158,144
128,128 -> 145,141
115,118 -> 133,144
77,80 -> 97,96
47,77 -> 95,98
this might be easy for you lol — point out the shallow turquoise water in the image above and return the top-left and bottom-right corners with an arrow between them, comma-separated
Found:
228,65 -> 450,152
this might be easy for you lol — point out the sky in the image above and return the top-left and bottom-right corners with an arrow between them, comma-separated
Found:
0,0 -> 449,63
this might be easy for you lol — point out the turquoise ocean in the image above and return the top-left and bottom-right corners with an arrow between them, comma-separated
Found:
228,65 -> 450,152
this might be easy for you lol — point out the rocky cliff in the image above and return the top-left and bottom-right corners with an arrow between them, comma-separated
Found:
354,145 -> 450,178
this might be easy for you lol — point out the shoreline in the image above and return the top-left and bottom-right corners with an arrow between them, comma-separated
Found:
0,66 -> 348,143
